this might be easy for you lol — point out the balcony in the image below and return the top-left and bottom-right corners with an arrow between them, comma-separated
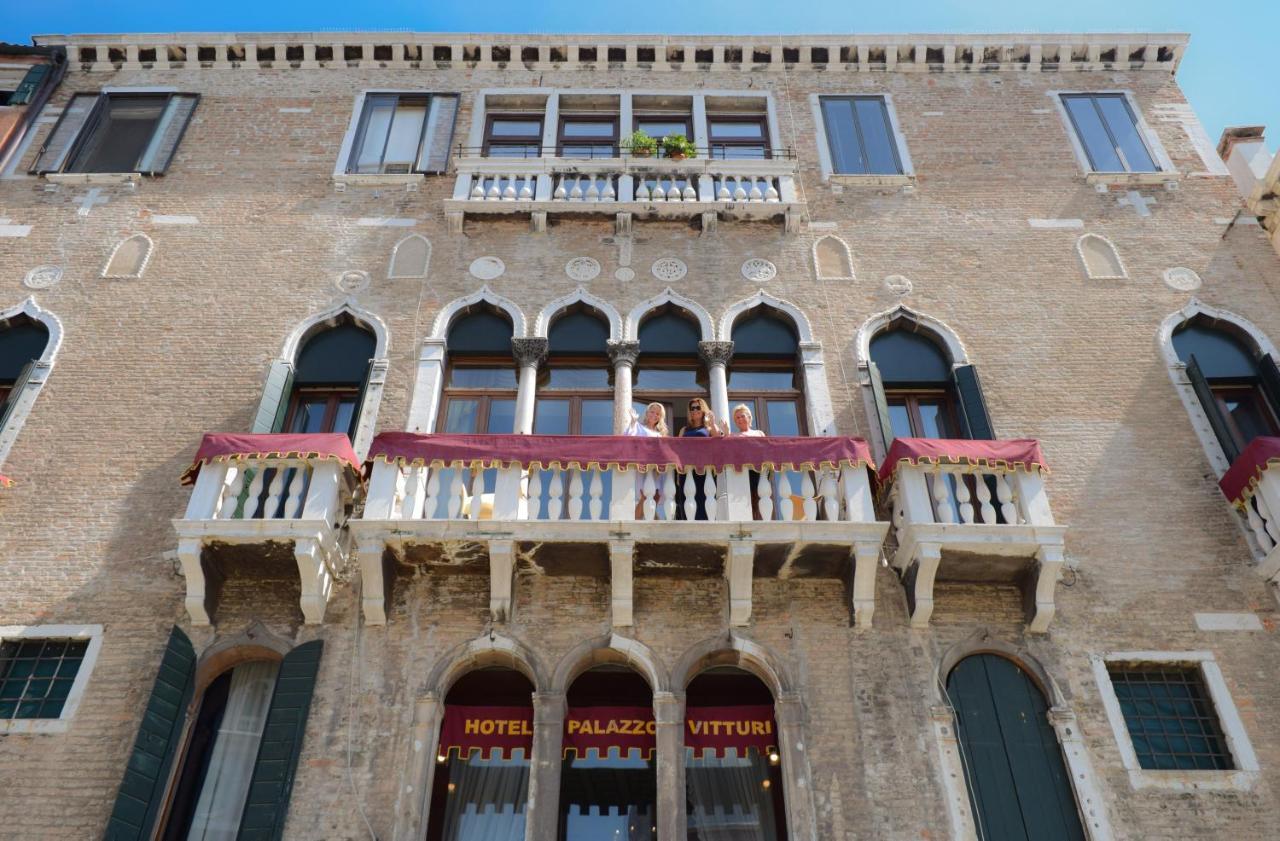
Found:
880,438 -> 1066,632
1220,437 -> 1280,582
173,434 -> 360,626
445,149 -> 804,233
351,433 -> 887,627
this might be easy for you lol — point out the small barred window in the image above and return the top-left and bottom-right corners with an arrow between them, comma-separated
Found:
1108,664 -> 1234,771
0,638 -> 88,720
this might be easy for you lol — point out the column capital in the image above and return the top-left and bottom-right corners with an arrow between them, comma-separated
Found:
511,336 -> 549,368
607,339 -> 641,367
532,691 -> 567,722
698,340 -> 734,367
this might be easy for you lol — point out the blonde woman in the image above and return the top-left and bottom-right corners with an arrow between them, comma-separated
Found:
731,403 -> 766,437
626,402 -> 669,437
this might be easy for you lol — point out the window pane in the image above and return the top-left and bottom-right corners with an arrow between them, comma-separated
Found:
710,121 -> 764,139
712,145 -> 767,160
765,401 -> 800,436
560,143 -> 615,158
821,98 -> 865,174
546,368 -> 611,390
289,399 -> 330,434
560,748 -> 656,841
355,98 -> 396,172
1096,95 -> 1157,172
580,400 -> 615,436
444,399 -> 481,433
71,95 -> 166,173
450,368 -> 518,389
686,748 -> 779,840
334,398 -> 358,438
853,98 -> 901,174
887,403 -> 914,440
486,144 -> 541,158
917,401 -> 953,438
562,120 -> 615,137
491,119 -> 542,137
728,370 -> 794,390
1063,96 -> 1124,172
382,103 -> 427,169
487,399 -> 517,434
534,399 -> 571,434
440,753 -> 530,840
635,368 -> 701,390
636,120 -> 688,137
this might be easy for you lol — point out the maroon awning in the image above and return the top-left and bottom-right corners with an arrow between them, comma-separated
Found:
1219,436 -> 1280,507
878,437 -> 1047,485
180,432 -> 361,485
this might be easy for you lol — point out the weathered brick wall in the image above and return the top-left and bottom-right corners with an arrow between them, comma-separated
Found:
1,37 -> 1279,840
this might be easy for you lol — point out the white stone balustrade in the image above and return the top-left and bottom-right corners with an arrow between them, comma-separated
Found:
884,456 -> 1067,632
1225,453 -> 1280,583
172,456 -> 356,626
352,451 -> 887,629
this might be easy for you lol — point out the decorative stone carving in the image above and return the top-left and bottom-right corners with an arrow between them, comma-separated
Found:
1163,267 -> 1202,292
23,266 -> 62,290
615,267 -> 636,282
741,258 -> 777,282
1077,234 -> 1127,280
813,235 -> 854,280
102,233 -> 153,279
607,340 -> 641,367
884,275 -> 913,295
511,337 -> 548,368
651,257 -> 688,282
336,270 -> 371,294
698,340 -> 735,367
565,256 -> 601,282
469,256 -> 506,280
388,234 -> 431,278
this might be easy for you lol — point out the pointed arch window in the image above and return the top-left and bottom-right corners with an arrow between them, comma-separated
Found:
633,305 -> 707,434
536,306 -> 614,436
728,307 -> 805,436
440,306 -> 518,435
280,319 -> 377,439
1173,320 -> 1280,463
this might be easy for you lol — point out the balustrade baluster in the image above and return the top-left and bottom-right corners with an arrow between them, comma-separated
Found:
733,176 -> 747,201
469,468 -> 485,519
554,176 -> 568,200
425,467 -> 442,519
568,469 -> 585,519
471,182 -> 485,199
215,468 -> 242,519
602,177 -> 616,200
636,179 -> 651,201
403,466 -> 427,519
642,469 -> 657,520
748,178 -> 763,201
668,178 -> 682,202
801,471 -> 817,520
245,467 -> 267,519
518,176 -> 533,199
528,468 -> 544,519
682,470 -> 698,519
932,469 -> 954,523
1246,498 -> 1276,552
779,472 -> 795,521
548,469 -> 564,520
703,470 -> 718,522
661,471 -> 677,520
717,177 -> 731,200
285,464 -> 307,518
586,177 -> 600,201
765,179 -> 780,201
1254,493 -> 1280,547
955,472 -> 974,524
975,473 -> 995,523
264,465 -> 287,518
486,178 -> 501,199
822,471 -> 839,521
757,466 -> 774,521
588,470 -> 604,520
502,175 -> 517,200
652,180 -> 666,201
994,474 -> 1017,523
447,467 -> 464,519
570,176 -> 584,200
682,183 -> 697,201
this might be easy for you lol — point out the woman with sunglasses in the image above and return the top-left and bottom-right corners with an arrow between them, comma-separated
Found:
675,397 -> 723,519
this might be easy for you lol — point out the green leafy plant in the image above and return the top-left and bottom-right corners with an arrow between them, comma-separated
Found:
661,133 -> 697,159
622,130 -> 658,156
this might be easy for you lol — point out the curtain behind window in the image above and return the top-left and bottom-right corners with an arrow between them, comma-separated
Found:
440,752 -> 530,841
686,748 -> 778,841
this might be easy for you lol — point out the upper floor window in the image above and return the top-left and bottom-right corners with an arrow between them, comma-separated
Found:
818,96 -> 903,175
0,624 -> 103,734
708,115 -> 769,160
441,307 -> 517,434
346,92 -> 459,174
537,307 -> 613,435
557,115 -> 618,159
634,306 -> 706,434
1060,93 -> 1158,173
1173,321 -> 1280,462
483,114 -> 544,158
280,320 -> 376,439
32,92 -> 198,175
0,314 -> 49,429
633,114 -> 692,158
728,308 -> 805,435
1106,663 -> 1233,771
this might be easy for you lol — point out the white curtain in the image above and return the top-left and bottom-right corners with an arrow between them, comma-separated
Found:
186,660 -> 280,841
441,752 -> 530,841
686,748 -> 778,841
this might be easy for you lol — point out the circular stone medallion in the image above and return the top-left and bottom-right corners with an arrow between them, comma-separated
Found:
336,270 -> 371,294
469,256 -> 506,280
23,266 -> 63,290
741,258 -> 777,282
615,267 -> 636,282
565,256 -> 602,282
651,257 -> 688,282
1163,267 -> 1202,292
884,274 -> 913,296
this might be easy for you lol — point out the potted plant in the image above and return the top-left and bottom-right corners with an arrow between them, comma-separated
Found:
662,133 -> 697,160
622,130 -> 658,157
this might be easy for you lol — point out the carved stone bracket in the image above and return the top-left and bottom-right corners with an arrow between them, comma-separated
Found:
698,340 -> 734,367
607,339 -> 641,367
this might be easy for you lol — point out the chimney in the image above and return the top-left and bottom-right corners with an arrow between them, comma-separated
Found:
1218,126 -> 1273,201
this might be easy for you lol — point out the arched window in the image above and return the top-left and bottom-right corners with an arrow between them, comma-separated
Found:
427,668 -> 535,841
440,306 -> 517,435
947,655 -> 1084,841
161,659 -> 281,840
0,314 -> 50,429
280,319 -> 377,438
728,307 -> 805,435
536,305 -> 614,436
868,324 -> 992,444
559,667 -> 656,841
1173,320 -> 1280,463
634,305 -> 706,434
685,667 -> 786,840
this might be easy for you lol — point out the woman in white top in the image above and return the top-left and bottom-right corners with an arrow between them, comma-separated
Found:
626,402 -> 668,437
732,403 -> 766,437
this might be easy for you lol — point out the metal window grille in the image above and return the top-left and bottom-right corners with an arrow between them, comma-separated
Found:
1108,664 -> 1234,771
0,638 -> 88,720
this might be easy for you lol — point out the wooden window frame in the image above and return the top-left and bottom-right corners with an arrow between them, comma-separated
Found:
1211,383 -> 1280,452
707,115 -> 771,160
538,356 -> 614,435
632,114 -> 694,157
728,360 -> 807,436
438,360 -> 519,434
884,387 -> 962,439
281,387 -> 361,436
481,113 -> 545,158
633,359 -> 709,434
55,92 -> 200,175
347,93 -> 432,174
818,95 -> 904,175
556,114 -> 619,158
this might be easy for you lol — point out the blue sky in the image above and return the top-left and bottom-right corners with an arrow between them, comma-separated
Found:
4,0 -> 1275,149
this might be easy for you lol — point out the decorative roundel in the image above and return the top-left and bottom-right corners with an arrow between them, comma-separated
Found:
23,266 -> 63,290
884,274 -> 913,296
615,266 -> 636,282
1163,267 -> 1202,292
741,258 -> 777,282
336,270 -> 371,294
651,257 -> 688,282
565,256 -> 602,282
469,256 -> 506,280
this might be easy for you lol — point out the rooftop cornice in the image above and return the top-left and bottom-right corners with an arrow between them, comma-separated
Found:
30,31 -> 1190,75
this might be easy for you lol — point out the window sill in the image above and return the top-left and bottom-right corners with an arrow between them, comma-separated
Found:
44,172 -> 142,186
0,718 -> 71,735
1085,171 -> 1181,188
333,172 -> 428,189
1126,768 -> 1259,792
826,173 -> 915,187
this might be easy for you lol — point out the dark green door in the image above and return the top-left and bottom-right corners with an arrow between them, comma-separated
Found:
947,655 -> 1085,841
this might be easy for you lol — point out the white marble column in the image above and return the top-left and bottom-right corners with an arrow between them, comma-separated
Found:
699,340 -> 734,430
608,340 -> 640,433
511,338 -> 547,434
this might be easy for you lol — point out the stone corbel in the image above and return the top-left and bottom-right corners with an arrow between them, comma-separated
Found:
726,538 -> 754,626
906,541 -> 943,629
609,539 -> 635,627
358,537 -> 389,625
489,539 -> 517,622
294,534 -> 334,624
176,537 -> 215,625
1028,542 -> 1065,633
851,541 -> 880,629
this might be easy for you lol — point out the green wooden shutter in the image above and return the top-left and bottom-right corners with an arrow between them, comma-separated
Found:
0,360 -> 35,433
953,364 -> 994,440
867,361 -> 895,448
103,627 -> 197,841
1187,354 -> 1240,463
9,63 -> 51,106
267,365 -> 297,433
346,359 -> 376,440
948,655 -> 1085,841
236,640 -> 324,841
1256,354 -> 1280,424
